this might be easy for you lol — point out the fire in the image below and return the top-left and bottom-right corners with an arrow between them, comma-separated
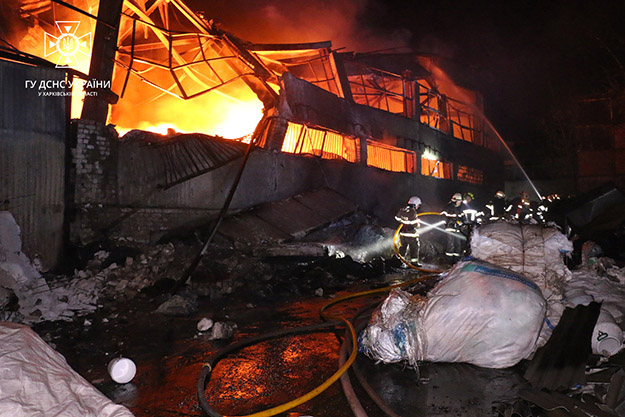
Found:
108,82 -> 264,139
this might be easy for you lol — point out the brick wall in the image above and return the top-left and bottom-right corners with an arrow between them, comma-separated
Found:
71,119 -> 118,244
72,119 -> 118,204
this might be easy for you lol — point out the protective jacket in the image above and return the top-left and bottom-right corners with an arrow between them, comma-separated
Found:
395,204 -> 420,237
486,197 -> 506,220
441,202 -> 463,231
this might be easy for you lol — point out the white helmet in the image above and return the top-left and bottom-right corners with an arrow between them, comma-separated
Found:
451,193 -> 463,202
408,196 -> 422,206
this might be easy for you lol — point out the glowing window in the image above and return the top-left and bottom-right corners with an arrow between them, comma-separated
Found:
366,140 -> 416,173
418,80 -> 444,131
456,165 -> 484,184
421,158 -> 452,179
346,65 -> 409,115
282,123 -> 359,162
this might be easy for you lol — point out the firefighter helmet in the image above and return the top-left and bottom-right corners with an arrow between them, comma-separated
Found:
408,196 -> 422,206
451,193 -> 463,202
495,190 -> 505,199
464,192 -> 475,201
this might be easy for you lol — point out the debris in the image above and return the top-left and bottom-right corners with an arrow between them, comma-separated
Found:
253,243 -> 327,258
155,294 -> 198,316
210,321 -> 235,340
564,261 -> 625,356
360,259 -> 546,368
0,212 -> 97,323
314,288 -> 324,297
524,302 -> 600,391
197,317 -> 214,332
0,286 -> 15,310
592,310 -> 623,357
606,369 -> 625,414
108,357 -> 137,384
520,387 -> 618,417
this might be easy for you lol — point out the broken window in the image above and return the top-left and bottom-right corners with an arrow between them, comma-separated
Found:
456,165 -> 484,184
282,122 -> 359,162
109,0 -> 274,138
346,65 -> 410,115
421,158 -> 452,179
252,46 -> 340,96
366,140 -> 416,173
418,80 -> 445,131
448,98 -> 481,144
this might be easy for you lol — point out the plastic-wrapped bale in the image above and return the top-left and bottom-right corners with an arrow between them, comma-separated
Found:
470,222 -> 572,346
359,259 -> 546,369
470,223 -> 572,293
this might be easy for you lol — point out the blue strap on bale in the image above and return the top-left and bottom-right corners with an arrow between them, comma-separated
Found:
461,262 -> 539,291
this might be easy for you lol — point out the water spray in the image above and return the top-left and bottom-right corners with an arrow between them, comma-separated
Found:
481,117 -> 543,200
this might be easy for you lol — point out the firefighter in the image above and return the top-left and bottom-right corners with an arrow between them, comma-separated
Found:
506,191 -> 533,223
395,196 -> 422,265
461,192 -> 483,226
440,193 -> 465,261
485,190 -> 506,221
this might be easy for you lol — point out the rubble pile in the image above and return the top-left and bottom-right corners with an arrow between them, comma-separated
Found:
0,212 -> 97,323
301,211 -> 396,263
75,242 -> 180,302
0,211 -> 192,323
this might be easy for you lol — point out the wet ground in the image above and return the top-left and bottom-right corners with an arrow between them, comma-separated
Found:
32,260 -> 535,417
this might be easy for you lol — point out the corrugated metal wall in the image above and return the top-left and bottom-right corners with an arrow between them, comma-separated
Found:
0,59 -> 67,269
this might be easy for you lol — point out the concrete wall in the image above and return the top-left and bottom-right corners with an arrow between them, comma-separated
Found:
77,143 -> 490,244
0,60 -> 67,268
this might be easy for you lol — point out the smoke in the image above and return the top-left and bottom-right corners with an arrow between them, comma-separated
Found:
190,0 -> 411,52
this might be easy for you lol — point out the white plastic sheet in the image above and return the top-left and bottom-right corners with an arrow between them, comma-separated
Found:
0,322 -> 134,417
360,259 -> 546,368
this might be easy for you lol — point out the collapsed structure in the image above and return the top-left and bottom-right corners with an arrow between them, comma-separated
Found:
1,0 -> 505,269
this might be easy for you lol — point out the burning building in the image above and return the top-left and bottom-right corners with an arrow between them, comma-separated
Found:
1,0 -> 506,268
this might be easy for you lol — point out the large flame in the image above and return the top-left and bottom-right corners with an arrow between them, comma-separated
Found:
108,77 -> 264,139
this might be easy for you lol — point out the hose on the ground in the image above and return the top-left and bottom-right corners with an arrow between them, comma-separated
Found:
198,270 -> 441,417
197,321 -> 344,417
338,301 -> 406,417
338,302 -> 381,417
393,212 -> 444,274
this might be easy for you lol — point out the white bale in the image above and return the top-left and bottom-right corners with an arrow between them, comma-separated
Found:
360,259 -> 546,369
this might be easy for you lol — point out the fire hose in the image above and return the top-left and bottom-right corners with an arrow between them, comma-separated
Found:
197,273 -> 440,417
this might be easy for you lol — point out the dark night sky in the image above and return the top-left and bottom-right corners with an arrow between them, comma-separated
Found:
189,0 -> 625,150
